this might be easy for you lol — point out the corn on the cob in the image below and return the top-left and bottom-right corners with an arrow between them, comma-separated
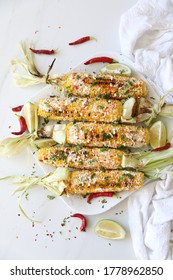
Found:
59,72 -> 147,100
64,170 -> 144,195
38,96 -> 122,123
64,122 -> 149,148
38,146 -> 125,169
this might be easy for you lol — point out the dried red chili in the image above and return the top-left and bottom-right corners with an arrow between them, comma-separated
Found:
11,105 -> 23,112
151,142 -> 171,152
11,115 -> 27,135
84,56 -> 117,65
87,192 -> 114,203
71,213 -> 87,231
30,48 -> 55,55
69,36 -> 96,45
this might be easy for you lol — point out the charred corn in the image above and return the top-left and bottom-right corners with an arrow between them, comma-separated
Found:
38,96 -> 122,123
53,122 -> 149,148
58,72 -> 147,100
64,170 -> 144,195
38,146 -> 125,169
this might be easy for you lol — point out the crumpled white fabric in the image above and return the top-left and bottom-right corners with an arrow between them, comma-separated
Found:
119,0 -> 173,259
119,0 -> 173,102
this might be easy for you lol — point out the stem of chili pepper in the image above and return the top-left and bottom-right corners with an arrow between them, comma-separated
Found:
84,56 -> 117,65
151,142 -> 171,152
71,213 -> 87,231
87,192 -> 115,203
11,115 -> 27,136
30,48 -> 56,55
11,105 -> 23,112
69,36 -> 96,45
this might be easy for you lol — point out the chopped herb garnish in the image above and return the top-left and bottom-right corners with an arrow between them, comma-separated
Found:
101,199 -> 107,204
125,89 -> 130,95
120,69 -> 125,74
75,145 -> 82,151
98,105 -> 104,110
102,133 -> 112,141
88,158 -> 97,164
90,173 -> 96,179
100,147 -> 109,152
100,166 -> 106,172
47,195 -> 56,200
121,134 -> 128,141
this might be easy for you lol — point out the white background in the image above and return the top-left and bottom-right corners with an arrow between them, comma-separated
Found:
0,0 -> 138,260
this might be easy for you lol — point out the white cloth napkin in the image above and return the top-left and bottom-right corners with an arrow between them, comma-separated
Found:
119,0 -> 173,259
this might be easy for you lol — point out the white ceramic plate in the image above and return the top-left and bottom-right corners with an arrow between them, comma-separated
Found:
27,52 -> 167,215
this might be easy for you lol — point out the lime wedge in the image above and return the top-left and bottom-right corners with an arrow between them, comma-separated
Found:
94,219 -> 126,240
149,120 -> 167,149
23,102 -> 38,133
100,63 -> 131,76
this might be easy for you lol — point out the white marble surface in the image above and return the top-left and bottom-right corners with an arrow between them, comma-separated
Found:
0,0 -> 138,260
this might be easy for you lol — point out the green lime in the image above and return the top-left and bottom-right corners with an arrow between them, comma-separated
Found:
149,120 -> 167,149
100,63 -> 131,76
94,219 -> 126,240
23,102 -> 38,133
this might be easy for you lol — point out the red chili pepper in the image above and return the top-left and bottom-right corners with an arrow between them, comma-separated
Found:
11,115 -> 27,135
30,48 -> 55,55
87,192 -> 114,203
69,36 -> 96,45
11,105 -> 23,112
84,56 -> 117,65
71,213 -> 87,231
151,142 -> 171,152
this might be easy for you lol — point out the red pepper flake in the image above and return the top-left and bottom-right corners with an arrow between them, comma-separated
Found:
151,142 -> 171,152
84,56 -> 117,65
11,115 -> 27,136
87,192 -> 114,203
71,213 -> 87,231
30,48 -> 56,55
69,36 -> 96,45
11,105 -> 23,112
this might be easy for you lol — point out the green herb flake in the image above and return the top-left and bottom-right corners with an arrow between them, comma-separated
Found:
98,105 -> 104,110
47,195 -> 56,200
100,166 -> 106,172
100,147 -> 109,152
102,133 -> 112,141
90,173 -> 96,179
75,145 -> 82,151
101,199 -> 107,204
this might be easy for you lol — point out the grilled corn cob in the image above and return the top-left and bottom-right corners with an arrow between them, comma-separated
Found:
38,96 -> 122,123
38,146 -> 125,169
53,122 -> 149,148
64,170 -> 144,195
58,72 -> 147,100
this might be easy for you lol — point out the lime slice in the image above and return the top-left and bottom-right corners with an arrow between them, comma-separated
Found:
23,102 -> 38,133
122,97 -> 136,119
100,63 -> 131,76
149,120 -> 167,149
33,139 -> 56,148
94,219 -> 126,240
